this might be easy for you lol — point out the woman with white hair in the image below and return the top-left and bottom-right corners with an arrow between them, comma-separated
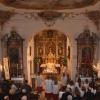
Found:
4,96 -> 9,100
60,87 -> 72,100
73,87 -> 82,100
9,88 -> 16,100
21,95 -> 27,100
67,95 -> 73,100
19,88 -> 28,100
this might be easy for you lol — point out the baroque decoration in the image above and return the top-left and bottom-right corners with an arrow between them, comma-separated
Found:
0,6 -> 100,27
38,11 -> 62,27
0,0 -> 99,10
34,29 -> 67,74
86,11 -> 100,30
0,10 -> 14,26
2,11 -> 100,28
76,28 -> 99,77
1,29 -> 24,78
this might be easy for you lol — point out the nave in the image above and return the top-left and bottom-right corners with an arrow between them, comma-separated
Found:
0,73 -> 100,100
0,0 -> 100,100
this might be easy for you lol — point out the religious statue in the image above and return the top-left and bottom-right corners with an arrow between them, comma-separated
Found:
93,63 -> 100,79
43,49 -> 57,74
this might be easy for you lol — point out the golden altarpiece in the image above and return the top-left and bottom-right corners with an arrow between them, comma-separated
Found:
76,28 -> 98,77
1,29 -> 24,79
34,30 -> 67,75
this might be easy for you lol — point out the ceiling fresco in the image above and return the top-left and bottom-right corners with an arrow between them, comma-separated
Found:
0,10 -> 13,25
0,0 -> 99,10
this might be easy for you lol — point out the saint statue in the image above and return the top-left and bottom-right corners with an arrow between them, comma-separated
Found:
97,63 -> 100,79
43,49 -> 57,74
93,63 -> 100,79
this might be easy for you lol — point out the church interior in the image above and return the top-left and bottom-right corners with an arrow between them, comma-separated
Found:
0,0 -> 100,100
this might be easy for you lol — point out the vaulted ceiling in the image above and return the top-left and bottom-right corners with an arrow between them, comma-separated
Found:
0,0 -> 99,10
0,0 -> 100,29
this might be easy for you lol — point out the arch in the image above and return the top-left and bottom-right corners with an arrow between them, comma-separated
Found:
33,29 -> 69,75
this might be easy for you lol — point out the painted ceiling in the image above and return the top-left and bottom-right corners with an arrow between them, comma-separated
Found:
0,0 -> 99,10
0,0 -> 100,28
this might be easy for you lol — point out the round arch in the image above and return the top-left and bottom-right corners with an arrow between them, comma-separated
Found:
33,29 -> 69,76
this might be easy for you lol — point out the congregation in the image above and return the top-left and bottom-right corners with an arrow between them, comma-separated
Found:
0,73 -> 100,100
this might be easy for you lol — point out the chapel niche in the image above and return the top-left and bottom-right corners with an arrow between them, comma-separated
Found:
1,29 -> 24,78
76,28 -> 98,77
34,30 -> 67,74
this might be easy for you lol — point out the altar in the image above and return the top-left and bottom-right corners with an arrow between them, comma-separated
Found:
34,30 -> 67,76
40,49 -> 60,75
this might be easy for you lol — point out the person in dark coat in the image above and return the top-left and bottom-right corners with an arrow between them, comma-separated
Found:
9,88 -> 18,100
94,87 -> 100,100
60,88 -> 72,100
1,80 -> 10,96
83,88 -> 94,100
21,80 -> 32,94
73,87 -> 82,100
21,80 -> 32,100
0,87 -> 4,100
